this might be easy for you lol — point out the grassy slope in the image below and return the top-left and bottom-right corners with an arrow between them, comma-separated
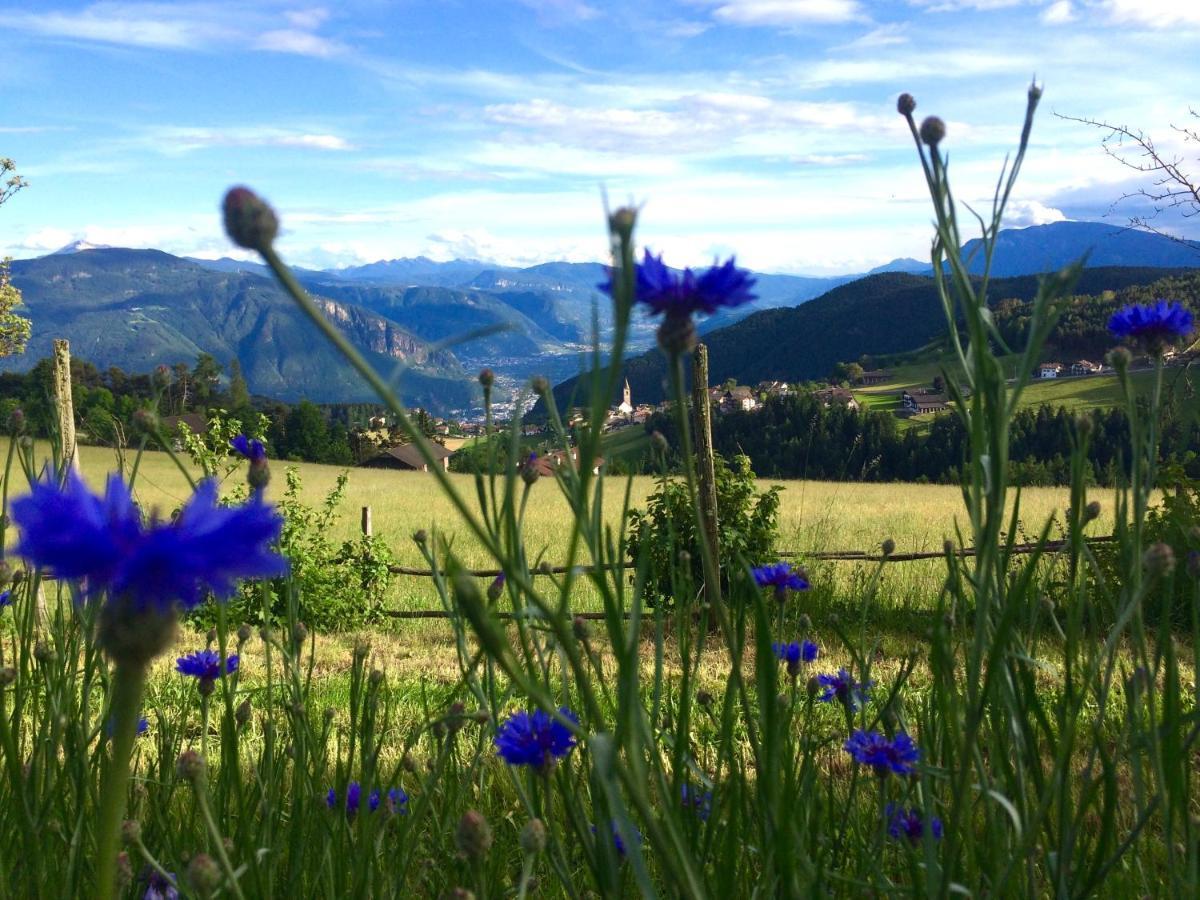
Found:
850,353 -> 1199,429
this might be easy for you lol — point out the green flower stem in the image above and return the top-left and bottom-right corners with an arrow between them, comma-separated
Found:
95,661 -> 147,900
195,781 -> 247,900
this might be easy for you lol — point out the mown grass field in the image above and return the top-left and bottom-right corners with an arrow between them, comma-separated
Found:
12,438 -> 1119,623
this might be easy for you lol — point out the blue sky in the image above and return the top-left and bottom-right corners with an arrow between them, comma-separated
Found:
2,0 -> 1199,274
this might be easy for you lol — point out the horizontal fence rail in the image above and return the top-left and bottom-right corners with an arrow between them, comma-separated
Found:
381,534 -> 1114,619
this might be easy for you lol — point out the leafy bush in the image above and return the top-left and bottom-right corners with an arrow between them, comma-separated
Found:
190,467 -> 395,632
627,452 -> 781,605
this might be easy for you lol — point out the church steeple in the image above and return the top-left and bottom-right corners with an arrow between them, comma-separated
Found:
618,378 -> 633,415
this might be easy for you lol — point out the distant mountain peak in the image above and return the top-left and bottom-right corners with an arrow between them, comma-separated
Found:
53,240 -> 112,254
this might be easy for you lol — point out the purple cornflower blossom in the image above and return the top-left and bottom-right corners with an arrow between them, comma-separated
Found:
11,471 -> 287,613
592,821 -> 642,857
368,787 -> 409,815
886,803 -> 943,843
327,782 -> 364,816
495,707 -> 578,769
816,668 -> 871,712
844,730 -> 921,777
229,434 -> 267,463
602,251 -> 757,317
487,572 -> 506,602
772,640 -> 819,677
1108,299 -> 1193,347
681,783 -> 713,821
751,562 -> 809,601
106,715 -> 150,739
176,649 -> 239,681
140,868 -> 178,900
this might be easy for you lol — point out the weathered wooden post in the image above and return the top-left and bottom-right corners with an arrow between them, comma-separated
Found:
691,343 -> 720,596
53,338 -> 78,471
361,505 -> 373,537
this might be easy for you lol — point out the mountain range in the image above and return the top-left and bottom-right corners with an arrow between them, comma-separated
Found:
6,220 -> 1198,413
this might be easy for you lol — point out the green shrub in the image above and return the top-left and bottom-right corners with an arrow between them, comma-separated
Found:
626,452 -> 781,605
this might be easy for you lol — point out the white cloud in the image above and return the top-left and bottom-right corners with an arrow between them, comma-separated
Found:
707,0 -> 864,26
9,2 -> 346,57
1103,0 -> 1200,28
146,126 -> 354,153
1041,1 -> 1074,23
513,0 -> 599,22
255,29 -> 343,57
1002,199 -> 1069,227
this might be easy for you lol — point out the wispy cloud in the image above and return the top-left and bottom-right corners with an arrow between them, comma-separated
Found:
705,0 -> 865,26
7,1 -> 345,56
143,125 -> 355,153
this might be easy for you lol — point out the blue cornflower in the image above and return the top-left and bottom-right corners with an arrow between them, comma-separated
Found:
494,707 -> 578,769
886,803 -> 943,843
176,649 -> 238,681
592,821 -> 643,857
681,783 -> 713,821
844,730 -> 921,777
0,590 -> 9,608
772,640 -> 819,676
106,715 -> 150,739
230,434 -> 267,462
772,640 -> 819,665
752,562 -> 809,601
603,251 -> 757,318
327,782 -> 363,816
11,471 -> 287,612
816,668 -> 871,712
369,787 -> 409,815
140,868 -> 179,900
1108,299 -> 1193,346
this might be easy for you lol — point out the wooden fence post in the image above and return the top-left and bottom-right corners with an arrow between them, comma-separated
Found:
53,338 -> 78,471
690,343 -> 721,596
361,506 -> 373,537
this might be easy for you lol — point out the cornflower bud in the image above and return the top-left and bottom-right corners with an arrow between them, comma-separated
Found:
1143,542 -> 1176,577
919,116 -> 946,146
608,205 -> 637,237
292,621 -> 308,646
650,430 -> 669,454
7,408 -> 23,434
176,750 -> 207,785
1075,413 -> 1094,438
696,690 -> 713,708
573,615 -> 591,643
187,852 -> 222,897
531,375 -> 549,395
1106,346 -> 1132,372
412,529 -> 428,546
33,641 -> 54,664
236,623 -> 252,644
797,613 -> 812,633
369,669 -> 384,687
897,93 -> 917,117
478,369 -> 494,389
353,639 -> 370,661
806,675 -> 821,698
235,698 -> 252,728
120,820 -> 141,846
881,538 -> 896,557
115,852 -> 132,893
1084,501 -> 1102,522
486,573 -> 505,603
0,666 -> 12,687
247,456 -> 270,491
520,818 -> 547,854
1188,550 -> 1200,579
222,186 -> 278,252
456,810 -> 493,862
